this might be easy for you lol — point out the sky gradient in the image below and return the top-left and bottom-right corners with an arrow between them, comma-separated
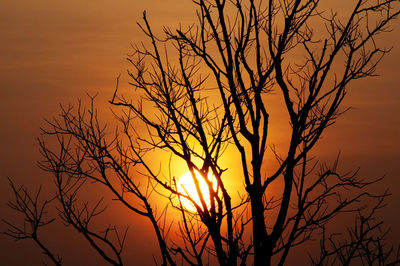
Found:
1,1 -> 399,265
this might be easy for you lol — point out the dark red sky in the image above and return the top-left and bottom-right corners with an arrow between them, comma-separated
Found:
1,0 -> 399,265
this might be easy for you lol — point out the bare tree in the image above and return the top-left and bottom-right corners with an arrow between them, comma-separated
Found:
2,179 -> 61,265
3,0 -> 400,265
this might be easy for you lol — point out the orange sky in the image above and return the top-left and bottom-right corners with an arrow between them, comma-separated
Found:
1,0 -> 399,265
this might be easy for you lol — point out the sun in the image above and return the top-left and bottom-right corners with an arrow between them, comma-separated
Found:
177,170 -> 219,211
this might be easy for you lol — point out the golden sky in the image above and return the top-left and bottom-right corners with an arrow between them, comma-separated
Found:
1,0 -> 399,265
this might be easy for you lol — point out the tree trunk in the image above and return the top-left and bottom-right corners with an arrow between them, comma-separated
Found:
250,186 -> 270,266
209,225 -> 229,266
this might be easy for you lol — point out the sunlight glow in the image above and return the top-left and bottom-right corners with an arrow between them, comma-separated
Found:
177,170 -> 219,212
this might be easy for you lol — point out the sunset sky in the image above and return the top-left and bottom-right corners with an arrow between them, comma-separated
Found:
1,0 -> 399,265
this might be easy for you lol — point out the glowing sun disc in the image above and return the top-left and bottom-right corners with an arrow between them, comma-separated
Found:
177,170 -> 218,211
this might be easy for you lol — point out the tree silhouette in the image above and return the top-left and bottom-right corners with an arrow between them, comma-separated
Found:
3,0 -> 400,265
